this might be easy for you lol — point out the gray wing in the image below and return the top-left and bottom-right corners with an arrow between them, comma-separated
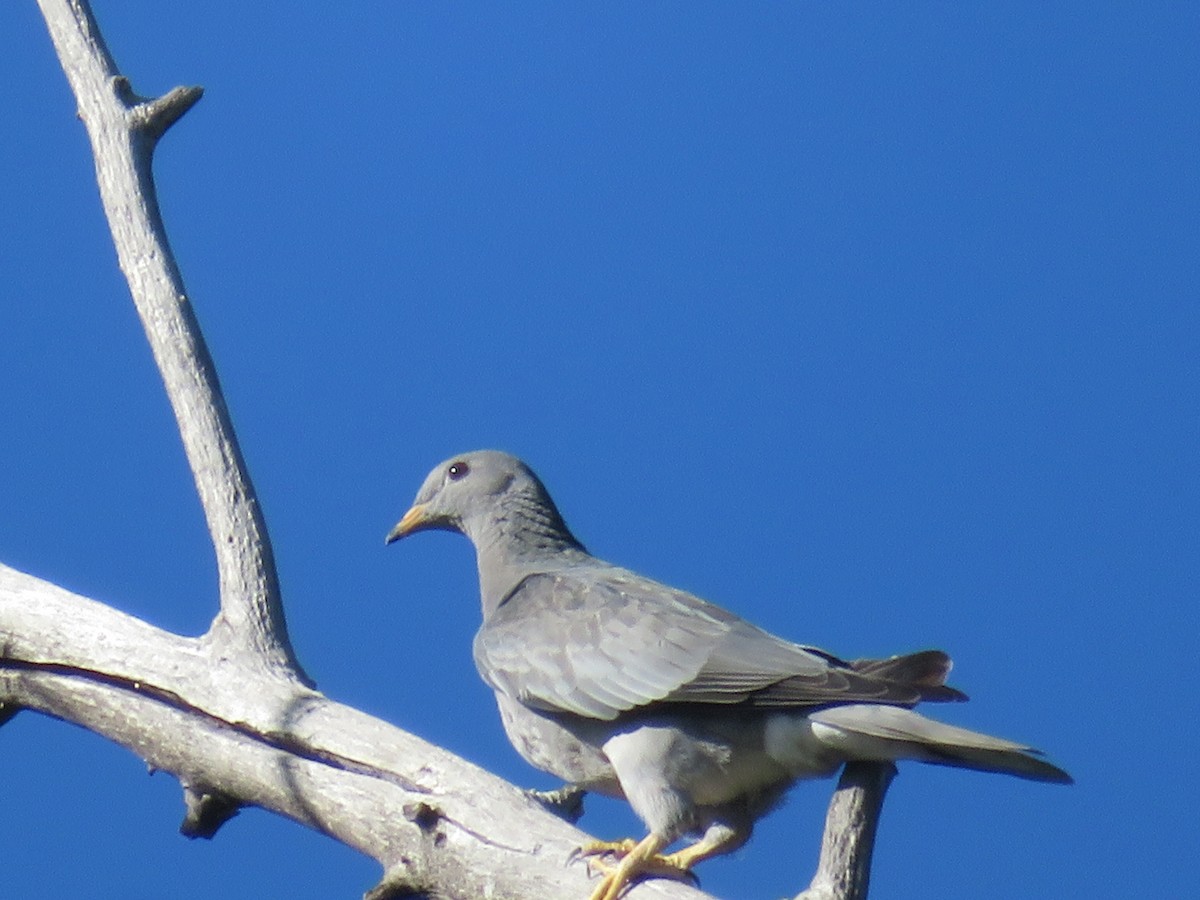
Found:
473,569 -> 952,721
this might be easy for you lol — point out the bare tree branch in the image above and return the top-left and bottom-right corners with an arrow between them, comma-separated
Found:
1,3 -> 892,898
0,563 -> 713,899
795,763 -> 896,900
36,0 -> 298,673
4,3 -> 718,898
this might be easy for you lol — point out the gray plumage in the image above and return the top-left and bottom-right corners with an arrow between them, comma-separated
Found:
387,450 -> 1070,896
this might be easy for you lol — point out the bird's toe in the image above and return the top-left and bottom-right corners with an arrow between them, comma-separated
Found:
579,833 -> 701,899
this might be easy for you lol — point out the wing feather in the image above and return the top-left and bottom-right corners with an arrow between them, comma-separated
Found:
473,567 -> 958,720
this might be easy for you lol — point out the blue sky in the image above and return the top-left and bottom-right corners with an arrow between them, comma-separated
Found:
1,2 -> 1195,898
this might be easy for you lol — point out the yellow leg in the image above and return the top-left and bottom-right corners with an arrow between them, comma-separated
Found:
661,827 -> 739,871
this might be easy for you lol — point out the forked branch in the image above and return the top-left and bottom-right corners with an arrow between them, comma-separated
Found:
36,0 -> 300,673
2,2 -> 889,898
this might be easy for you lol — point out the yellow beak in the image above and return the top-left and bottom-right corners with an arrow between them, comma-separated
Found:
385,503 -> 430,544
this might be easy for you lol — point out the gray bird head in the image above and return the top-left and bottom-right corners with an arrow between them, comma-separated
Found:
385,450 -> 582,553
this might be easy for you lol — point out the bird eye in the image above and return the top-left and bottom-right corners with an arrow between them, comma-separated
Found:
447,461 -> 470,481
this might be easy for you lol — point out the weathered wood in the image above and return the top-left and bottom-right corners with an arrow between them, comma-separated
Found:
36,0 -> 299,674
0,563 -> 711,899
795,762 -> 895,900
2,3 -> 888,898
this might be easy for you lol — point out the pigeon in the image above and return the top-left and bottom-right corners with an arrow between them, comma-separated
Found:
387,450 -> 1070,900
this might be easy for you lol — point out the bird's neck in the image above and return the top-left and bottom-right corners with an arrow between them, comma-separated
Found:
470,492 -> 588,618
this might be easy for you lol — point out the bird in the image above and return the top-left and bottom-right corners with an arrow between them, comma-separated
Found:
386,450 -> 1071,900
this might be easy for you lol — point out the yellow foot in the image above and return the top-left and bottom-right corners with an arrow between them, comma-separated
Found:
661,842 -> 717,871
574,837 -> 639,862
579,834 -> 698,900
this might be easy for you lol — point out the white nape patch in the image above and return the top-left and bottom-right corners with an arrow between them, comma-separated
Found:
763,714 -> 843,779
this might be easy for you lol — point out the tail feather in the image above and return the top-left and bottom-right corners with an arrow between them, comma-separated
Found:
848,649 -> 968,703
809,704 -> 1073,784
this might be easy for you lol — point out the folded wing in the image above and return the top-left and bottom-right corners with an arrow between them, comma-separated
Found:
474,569 -> 963,721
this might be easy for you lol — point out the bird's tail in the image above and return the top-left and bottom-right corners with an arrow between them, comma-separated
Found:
848,649 -> 968,703
808,704 -> 1073,784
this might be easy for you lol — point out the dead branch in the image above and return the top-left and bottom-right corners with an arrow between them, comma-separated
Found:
1,3 -> 885,898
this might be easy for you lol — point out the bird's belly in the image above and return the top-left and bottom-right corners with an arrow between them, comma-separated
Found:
604,713 -> 800,809
493,692 -> 621,793
676,742 -> 791,808
597,711 -> 810,839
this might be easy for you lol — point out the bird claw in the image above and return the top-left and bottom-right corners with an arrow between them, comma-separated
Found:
586,860 -> 699,900
572,836 -> 701,899
568,837 -> 638,870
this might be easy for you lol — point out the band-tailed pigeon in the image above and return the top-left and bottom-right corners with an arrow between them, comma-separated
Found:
387,450 -> 1070,899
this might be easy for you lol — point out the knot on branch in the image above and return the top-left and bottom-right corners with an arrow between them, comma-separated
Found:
403,801 -> 444,836
363,861 -> 434,900
133,85 -> 205,141
180,784 -> 242,839
0,701 -> 21,728
108,75 -> 203,142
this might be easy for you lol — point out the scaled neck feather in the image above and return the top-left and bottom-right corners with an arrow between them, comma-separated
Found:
470,487 -> 589,618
